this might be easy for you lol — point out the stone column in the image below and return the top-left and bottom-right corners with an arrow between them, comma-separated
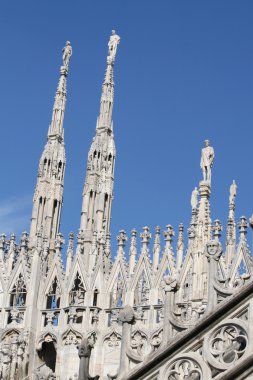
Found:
117,305 -> 135,380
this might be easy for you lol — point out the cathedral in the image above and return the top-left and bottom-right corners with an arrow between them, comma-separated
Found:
0,31 -> 253,380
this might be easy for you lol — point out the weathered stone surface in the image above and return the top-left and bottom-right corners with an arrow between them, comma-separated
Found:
0,31 -> 252,380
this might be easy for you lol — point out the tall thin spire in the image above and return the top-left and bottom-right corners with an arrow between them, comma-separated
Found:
225,180 -> 237,265
80,31 -> 120,261
48,41 -> 72,139
30,42 -> 72,246
96,30 -> 120,132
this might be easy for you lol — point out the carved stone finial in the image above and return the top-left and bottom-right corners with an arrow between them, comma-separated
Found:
164,276 -> 178,293
140,226 -> 151,244
104,233 -> 111,258
212,219 -> 222,241
154,226 -> 160,240
164,225 -> 174,248
177,224 -> 184,250
10,233 -> 16,243
55,233 -> 65,250
0,233 -> 6,250
191,187 -> 199,210
229,180 -> 237,206
130,228 -> 137,243
76,230 -> 84,255
118,305 -> 135,324
20,231 -> 29,247
117,230 -> 127,249
129,229 -> 136,254
249,215 -> 253,229
153,226 -> 161,250
238,216 -> 248,240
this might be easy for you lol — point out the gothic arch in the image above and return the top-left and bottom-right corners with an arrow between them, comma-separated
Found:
130,254 -> 152,293
1,327 -> 21,342
36,332 -> 57,375
37,332 -> 58,351
62,327 -> 83,346
7,261 -> 28,295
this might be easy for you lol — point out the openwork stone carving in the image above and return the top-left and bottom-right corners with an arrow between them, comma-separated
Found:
209,324 -> 247,365
105,332 -> 121,348
151,329 -> 163,351
203,319 -> 248,371
166,358 -> 202,380
130,331 -> 147,356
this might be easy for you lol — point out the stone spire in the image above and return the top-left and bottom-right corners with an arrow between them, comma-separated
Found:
66,232 -> 74,277
96,30 -> 120,132
80,31 -> 120,258
225,181 -> 237,265
47,41 -> 72,139
153,226 -> 161,272
29,42 -> 72,247
129,229 -> 137,275
195,139 -> 214,248
176,223 -> 184,270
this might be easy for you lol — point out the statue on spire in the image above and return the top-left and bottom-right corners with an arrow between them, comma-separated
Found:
62,41 -> 72,70
107,30 -> 120,63
200,139 -> 214,184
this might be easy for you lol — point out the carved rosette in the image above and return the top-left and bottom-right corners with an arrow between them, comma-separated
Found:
203,319 -> 248,371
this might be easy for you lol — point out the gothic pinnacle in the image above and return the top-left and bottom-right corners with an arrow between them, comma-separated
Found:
48,41 -> 72,139
97,31 -> 120,131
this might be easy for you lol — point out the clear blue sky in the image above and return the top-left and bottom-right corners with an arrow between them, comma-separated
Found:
0,1 -> 253,255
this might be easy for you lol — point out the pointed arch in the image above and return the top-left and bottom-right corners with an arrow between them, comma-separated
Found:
62,327 -> 83,346
107,258 -> 128,308
133,269 -> 150,306
229,243 -> 253,287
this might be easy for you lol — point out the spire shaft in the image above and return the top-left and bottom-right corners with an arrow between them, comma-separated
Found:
48,42 -> 72,139
30,42 -> 72,246
80,32 -> 120,257
96,31 -> 120,131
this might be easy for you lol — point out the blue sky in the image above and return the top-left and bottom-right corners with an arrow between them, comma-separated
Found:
0,1 -> 253,255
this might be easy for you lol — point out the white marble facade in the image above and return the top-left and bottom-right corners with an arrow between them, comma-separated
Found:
0,32 -> 252,380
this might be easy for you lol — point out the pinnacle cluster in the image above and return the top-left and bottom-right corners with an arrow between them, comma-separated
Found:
0,32 -> 252,380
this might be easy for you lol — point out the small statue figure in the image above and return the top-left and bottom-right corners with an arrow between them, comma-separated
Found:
62,41 -> 72,69
200,139 -> 215,184
108,30 -> 120,63
191,187 -> 198,210
229,180 -> 237,205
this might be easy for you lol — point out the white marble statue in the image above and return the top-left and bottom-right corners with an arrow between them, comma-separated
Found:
200,139 -> 214,184
62,41 -> 72,69
108,30 -> 120,62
